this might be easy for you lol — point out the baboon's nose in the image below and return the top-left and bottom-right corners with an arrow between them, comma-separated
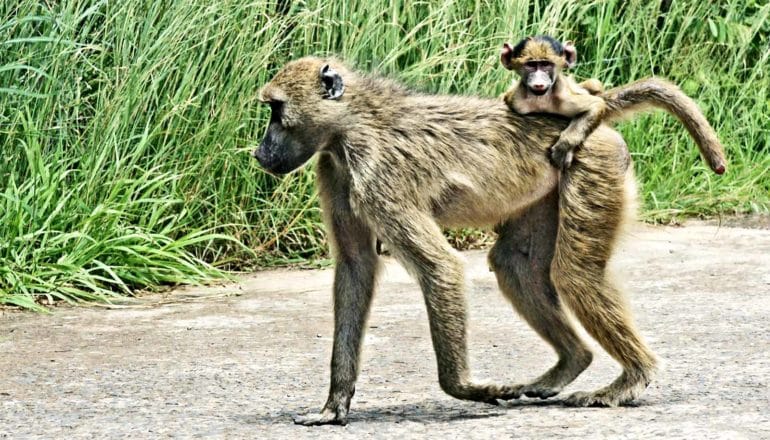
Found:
252,148 -> 268,169
252,147 -> 267,165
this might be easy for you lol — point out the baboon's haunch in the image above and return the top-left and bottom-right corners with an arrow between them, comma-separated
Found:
253,57 -> 724,425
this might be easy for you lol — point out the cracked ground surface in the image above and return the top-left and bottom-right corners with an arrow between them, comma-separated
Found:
1,221 -> 769,439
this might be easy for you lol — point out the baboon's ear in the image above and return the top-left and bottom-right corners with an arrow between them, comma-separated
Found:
320,64 -> 345,100
500,43 -> 515,70
563,41 -> 577,67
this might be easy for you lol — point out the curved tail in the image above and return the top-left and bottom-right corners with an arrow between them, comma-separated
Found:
601,78 -> 727,174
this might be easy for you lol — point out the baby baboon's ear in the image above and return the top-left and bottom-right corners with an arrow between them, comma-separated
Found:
563,41 -> 577,68
500,43 -> 515,70
320,64 -> 345,100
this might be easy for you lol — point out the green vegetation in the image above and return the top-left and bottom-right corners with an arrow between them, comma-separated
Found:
1,1 -> 768,309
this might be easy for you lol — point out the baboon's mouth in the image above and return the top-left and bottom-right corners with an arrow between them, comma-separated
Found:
531,89 -> 548,96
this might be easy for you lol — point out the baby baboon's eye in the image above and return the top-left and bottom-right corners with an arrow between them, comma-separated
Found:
538,61 -> 554,71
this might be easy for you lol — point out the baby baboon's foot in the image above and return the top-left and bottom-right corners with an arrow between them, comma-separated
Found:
494,382 -> 561,402
580,78 -> 605,95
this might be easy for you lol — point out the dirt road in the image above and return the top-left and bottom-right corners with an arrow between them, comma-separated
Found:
1,222 -> 769,439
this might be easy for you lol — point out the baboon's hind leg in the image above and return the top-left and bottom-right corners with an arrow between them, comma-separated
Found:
384,210 -> 521,404
489,189 -> 592,400
553,146 -> 657,407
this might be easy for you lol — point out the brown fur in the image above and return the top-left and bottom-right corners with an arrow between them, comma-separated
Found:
252,56 -> 700,425
601,78 -> 727,174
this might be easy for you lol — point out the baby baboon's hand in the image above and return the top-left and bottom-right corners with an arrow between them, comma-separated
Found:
549,141 -> 576,171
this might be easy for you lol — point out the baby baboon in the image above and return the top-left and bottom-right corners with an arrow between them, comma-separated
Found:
501,35 -> 727,174
253,57 -> 724,425
501,36 -> 605,169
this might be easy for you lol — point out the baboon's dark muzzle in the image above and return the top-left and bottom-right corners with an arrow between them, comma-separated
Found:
251,145 -> 269,167
252,131 -> 314,175
252,141 -> 290,175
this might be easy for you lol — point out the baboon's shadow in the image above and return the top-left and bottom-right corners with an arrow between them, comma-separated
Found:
242,397 -> 565,425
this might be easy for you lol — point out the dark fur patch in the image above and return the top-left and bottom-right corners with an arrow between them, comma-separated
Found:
511,35 -> 564,59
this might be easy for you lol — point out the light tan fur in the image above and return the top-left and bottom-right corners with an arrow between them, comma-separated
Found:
252,56 -> 720,425
505,75 -> 604,116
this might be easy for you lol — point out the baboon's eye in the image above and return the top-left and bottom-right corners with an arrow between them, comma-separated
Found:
269,101 -> 284,124
524,61 -> 538,71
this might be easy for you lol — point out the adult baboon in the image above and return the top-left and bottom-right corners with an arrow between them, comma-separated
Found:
253,57 -> 723,425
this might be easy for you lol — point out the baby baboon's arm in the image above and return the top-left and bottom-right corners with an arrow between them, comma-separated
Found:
550,92 -> 607,170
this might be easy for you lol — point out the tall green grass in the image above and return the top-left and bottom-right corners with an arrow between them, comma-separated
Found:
1,1 -> 768,309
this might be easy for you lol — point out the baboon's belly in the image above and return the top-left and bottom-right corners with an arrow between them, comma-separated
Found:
433,168 -> 559,228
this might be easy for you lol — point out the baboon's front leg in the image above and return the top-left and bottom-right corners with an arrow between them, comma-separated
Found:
294,161 -> 379,426
293,253 -> 378,426
386,212 -> 520,404
550,95 -> 606,170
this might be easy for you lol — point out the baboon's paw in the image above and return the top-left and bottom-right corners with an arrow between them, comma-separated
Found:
496,384 -> 525,401
482,384 -> 524,402
563,390 -> 624,407
458,383 -> 522,403
520,383 -> 561,400
293,408 -> 348,426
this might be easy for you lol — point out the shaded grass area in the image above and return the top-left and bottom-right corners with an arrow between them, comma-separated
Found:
1,1 -> 768,309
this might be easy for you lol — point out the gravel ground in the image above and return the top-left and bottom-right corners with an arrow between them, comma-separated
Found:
1,222 -> 769,439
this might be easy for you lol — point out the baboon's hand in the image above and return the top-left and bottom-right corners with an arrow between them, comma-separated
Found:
293,405 -> 348,426
549,141 -> 576,171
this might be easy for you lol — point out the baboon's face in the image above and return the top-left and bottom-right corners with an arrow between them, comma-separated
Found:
253,59 -> 346,175
253,99 -> 317,175
500,37 -> 575,96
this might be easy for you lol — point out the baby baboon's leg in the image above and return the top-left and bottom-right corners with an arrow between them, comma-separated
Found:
579,78 -> 604,95
488,189 -> 592,400
552,144 -> 657,407
385,211 -> 520,404
294,157 -> 379,426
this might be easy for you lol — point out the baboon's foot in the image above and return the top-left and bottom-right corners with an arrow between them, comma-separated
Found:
516,351 -> 594,400
293,398 -> 351,426
293,407 -> 348,426
518,382 -> 562,400
443,381 -> 523,405
564,369 -> 654,407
